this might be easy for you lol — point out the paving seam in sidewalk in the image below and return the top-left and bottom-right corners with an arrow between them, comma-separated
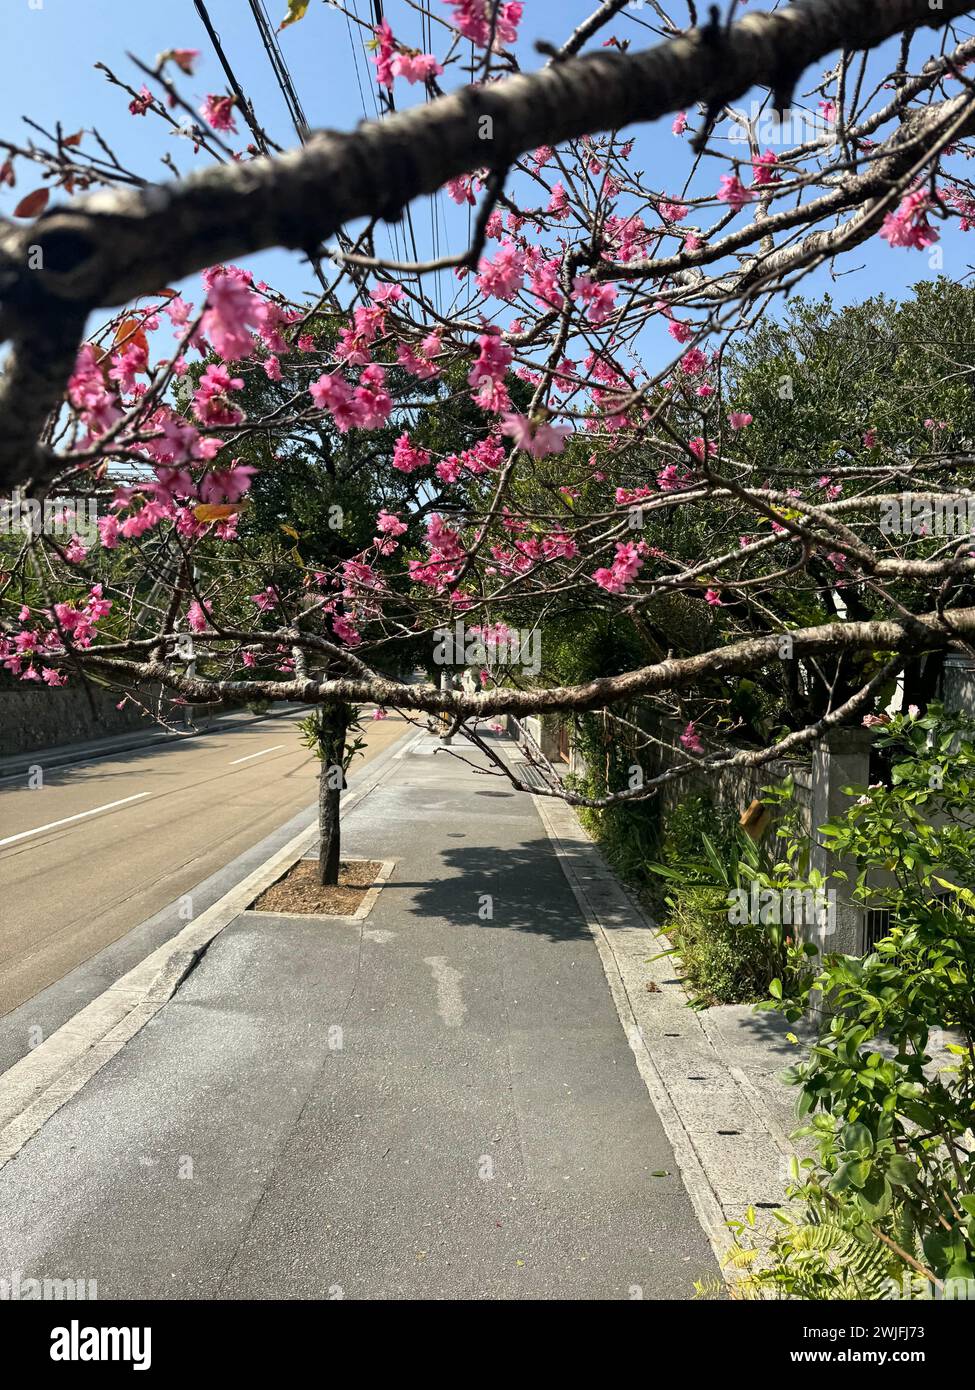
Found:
519,771 -> 793,1275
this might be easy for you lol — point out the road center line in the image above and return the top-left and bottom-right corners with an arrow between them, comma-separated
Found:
229,745 -> 286,765
0,793 -> 151,849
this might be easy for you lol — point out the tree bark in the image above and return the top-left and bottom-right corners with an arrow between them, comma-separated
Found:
315,704 -> 350,887
318,762 -> 342,888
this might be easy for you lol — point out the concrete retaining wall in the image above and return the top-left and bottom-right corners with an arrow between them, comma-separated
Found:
0,684 -> 166,758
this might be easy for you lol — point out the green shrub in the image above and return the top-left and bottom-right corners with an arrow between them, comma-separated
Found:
732,705 -> 975,1298
668,884 -> 782,1005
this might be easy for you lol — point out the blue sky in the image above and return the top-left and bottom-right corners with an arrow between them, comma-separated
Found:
1,0 -> 971,344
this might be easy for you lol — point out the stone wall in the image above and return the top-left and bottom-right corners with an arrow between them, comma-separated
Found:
0,683 -> 168,758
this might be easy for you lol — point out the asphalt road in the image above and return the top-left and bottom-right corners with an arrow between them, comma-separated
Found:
0,709 -> 411,1019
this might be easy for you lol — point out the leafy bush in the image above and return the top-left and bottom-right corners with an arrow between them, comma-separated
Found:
732,705 -> 975,1297
649,791 -> 810,1005
666,884 -> 776,1005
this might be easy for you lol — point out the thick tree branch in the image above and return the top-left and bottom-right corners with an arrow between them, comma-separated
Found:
64,605 -> 975,718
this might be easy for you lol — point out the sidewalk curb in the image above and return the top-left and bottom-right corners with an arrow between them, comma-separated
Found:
516,757 -> 793,1279
0,731 -> 409,1169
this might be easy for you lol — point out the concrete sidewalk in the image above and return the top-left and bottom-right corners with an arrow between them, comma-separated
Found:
0,729 -> 795,1299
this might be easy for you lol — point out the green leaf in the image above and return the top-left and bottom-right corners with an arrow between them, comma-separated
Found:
887,1155 -> 917,1187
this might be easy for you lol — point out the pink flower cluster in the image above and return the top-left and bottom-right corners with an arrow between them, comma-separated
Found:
500,413 -> 572,459
468,333 -> 513,413
444,0 -> 522,48
372,20 -> 443,88
592,540 -> 648,593
879,188 -> 940,250
392,432 -> 431,474
476,241 -> 526,302
309,364 -> 392,433
2,586 -> 112,685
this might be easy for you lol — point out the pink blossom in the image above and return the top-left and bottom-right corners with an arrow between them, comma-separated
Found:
704,588 -> 722,606
476,241 -> 526,301
200,94 -> 237,132
128,86 -> 154,117
717,173 -> 753,213
445,174 -> 479,206
392,432 -> 431,474
193,363 -> 244,426
547,182 -> 570,220
376,510 -> 407,536
444,0 -> 522,49
201,266 -> 262,360
728,412 -> 753,430
97,514 -> 120,549
392,50 -> 444,85
167,49 -> 200,75
688,437 -> 718,464
500,413 -> 572,459
879,188 -> 940,250
571,275 -> 617,326
680,347 -> 708,376
371,19 -> 396,87
752,150 -> 781,186
679,722 -> 704,755
187,601 -> 209,633
332,615 -> 361,647
468,333 -> 513,413
199,459 -> 257,504
672,112 -> 688,136
250,586 -> 279,612
592,540 -> 648,593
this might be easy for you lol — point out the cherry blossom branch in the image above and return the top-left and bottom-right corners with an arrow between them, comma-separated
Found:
1,0 -> 970,491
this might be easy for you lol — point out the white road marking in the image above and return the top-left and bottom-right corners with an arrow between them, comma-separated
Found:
0,793 -> 151,849
424,956 -> 467,1028
229,744 -> 286,765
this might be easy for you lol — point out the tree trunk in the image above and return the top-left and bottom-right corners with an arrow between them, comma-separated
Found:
318,765 -> 341,887
316,704 -> 350,887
